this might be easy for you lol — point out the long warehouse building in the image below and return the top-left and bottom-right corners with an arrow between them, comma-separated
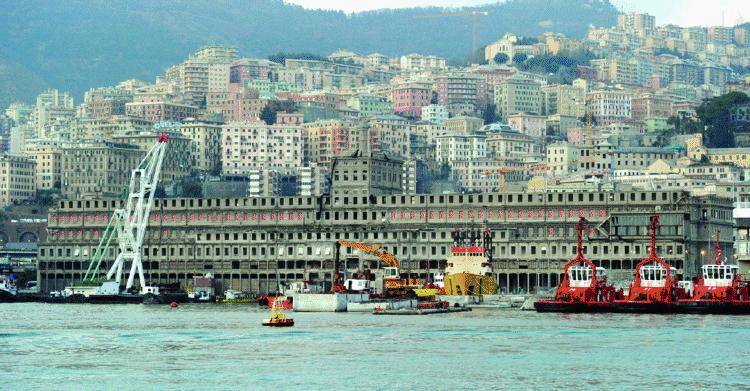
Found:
38,190 -> 733,294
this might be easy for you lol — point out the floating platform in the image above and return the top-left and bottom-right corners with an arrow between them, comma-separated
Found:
347,299 -> 418,312
293,293 -> 370,312
373,306 -> 472,315
89,294 -> 144,304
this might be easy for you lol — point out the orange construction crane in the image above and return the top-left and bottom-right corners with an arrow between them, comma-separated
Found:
334,241 -> 421,294
482,166 -> 528,192
336,241 -> 398,269
415,10 -> 489,60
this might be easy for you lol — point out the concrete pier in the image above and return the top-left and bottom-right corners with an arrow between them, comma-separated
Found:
293,293 -> 369,312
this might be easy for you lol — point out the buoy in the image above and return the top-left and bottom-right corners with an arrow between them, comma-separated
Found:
170,301 -> 178,308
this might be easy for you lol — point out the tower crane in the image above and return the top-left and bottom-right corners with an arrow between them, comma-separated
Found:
482,166 -> 528,192
82,134 -> 169,294
415,10 -> 489,61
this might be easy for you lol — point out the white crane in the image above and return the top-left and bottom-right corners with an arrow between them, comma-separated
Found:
83,134 -> 169,294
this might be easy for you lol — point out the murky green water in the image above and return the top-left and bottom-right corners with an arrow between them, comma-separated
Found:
2,303 -> 750,390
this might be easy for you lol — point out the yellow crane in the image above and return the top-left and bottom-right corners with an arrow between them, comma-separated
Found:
415,10 -> 489,60
482,166 -> 528,192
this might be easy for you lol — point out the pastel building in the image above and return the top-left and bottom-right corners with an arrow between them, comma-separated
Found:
392,81 -> 432,119
221,122 -> 303,175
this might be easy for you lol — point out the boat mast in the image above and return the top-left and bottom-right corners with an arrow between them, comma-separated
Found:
648,212 -> 660,259
715,229 -> 723,265
574,217 -> 588,261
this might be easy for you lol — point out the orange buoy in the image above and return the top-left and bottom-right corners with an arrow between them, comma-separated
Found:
170,301 -> 178,308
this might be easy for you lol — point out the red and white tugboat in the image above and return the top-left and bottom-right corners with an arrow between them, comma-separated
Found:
535,218 -> 623,313
678,230 -> 750,314
612,213 -> 687,313
262,294 -> 295,327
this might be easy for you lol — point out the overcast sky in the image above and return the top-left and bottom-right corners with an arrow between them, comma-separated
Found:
285,0 -> 750,27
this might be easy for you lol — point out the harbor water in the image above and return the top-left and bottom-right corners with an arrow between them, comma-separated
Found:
3,303 -> 750,390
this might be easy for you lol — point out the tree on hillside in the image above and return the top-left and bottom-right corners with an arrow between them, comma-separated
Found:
267,52 -> 327,64
517,51 -> 595,83
483,103 -> 498,124
696,91 -> 750,148
493,53 -> 509,64
260,100 -> 296,125
181,178 -> 203,198
512,53 -> 528,64
579,114 -> 598,126
516,37 -> 539,45
667,114 -> 701,135
260,106 -> 276,125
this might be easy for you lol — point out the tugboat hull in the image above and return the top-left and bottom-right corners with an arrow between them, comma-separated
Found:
611,301 -> 678,314
677,301 -> 750,314
89,294 -> 144,304
534,300 -> 615,313
0,290 -> 18,302
142,292 -> 189,304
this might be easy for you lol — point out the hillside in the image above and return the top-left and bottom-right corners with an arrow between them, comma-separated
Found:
0,0 -> 619,109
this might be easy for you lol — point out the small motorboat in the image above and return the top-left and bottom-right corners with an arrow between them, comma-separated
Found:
262,295 -> 295,327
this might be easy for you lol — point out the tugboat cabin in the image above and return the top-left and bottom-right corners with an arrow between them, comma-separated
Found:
700,264 -> 738,287
568,265 -> 606,288
637,264 -> 677,288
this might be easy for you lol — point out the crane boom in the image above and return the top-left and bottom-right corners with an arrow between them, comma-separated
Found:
83,134 -> 169,293
336,241 -> 399,268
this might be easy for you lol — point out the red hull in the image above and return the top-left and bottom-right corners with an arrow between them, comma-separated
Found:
677,300 -> 750,314
611,301 -> 678,314
534,300 -> 615,313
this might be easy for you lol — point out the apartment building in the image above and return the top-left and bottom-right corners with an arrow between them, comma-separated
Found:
221,122 -> 303,175
178,120 -> 222,173
60,142 -> 142,198
494,75 -> 542,122
0,154 -> 36,207
587,90 -> 633,125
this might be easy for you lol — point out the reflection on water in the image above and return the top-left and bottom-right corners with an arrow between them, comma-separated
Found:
2,303 -> 750,389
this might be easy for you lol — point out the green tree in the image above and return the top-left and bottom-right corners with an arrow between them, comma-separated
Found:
260,105 -> 276,125
33,190 -> 55,207
154,185 -> 166,198
483,103 -> 498,124
667,114 -> 701,135
260,100 -> 296,125
516,36 -> 539,45
512,53 -> 528,64
181,179 -> 203,198
493,53 -> 509,64
696,91 -> 750,148
579,114 -> 597,126
268,52 -> 327,64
